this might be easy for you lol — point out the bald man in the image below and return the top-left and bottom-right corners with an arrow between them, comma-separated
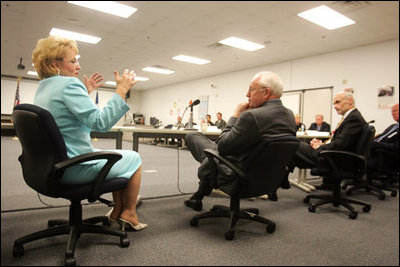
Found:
287,91 -> 368,189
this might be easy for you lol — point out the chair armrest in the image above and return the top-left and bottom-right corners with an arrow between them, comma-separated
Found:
54,151 -> 122,202
318,150 -> 366,175
203,149 -> 246,179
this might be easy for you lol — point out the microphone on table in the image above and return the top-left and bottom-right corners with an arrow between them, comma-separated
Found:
188,99 -> 200,108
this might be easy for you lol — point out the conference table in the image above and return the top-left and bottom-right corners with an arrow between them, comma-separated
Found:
4,121 -> 330,193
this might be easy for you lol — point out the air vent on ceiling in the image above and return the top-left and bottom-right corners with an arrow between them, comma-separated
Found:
206,42 -> 231,50
332,1 -> 371,12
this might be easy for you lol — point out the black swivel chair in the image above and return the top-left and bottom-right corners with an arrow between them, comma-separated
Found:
12,104 -> 130,266
189,135 -> 300,240
345,147 -> 399,199
303,125 -> 375,219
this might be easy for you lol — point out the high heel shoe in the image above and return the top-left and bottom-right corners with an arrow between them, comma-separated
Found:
118,218 -> 148,231
105,208 -> 117,222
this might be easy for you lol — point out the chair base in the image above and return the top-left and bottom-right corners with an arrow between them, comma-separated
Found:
189,197 -> 276,240
303,184 -> 371,219
13,202 -> 130,266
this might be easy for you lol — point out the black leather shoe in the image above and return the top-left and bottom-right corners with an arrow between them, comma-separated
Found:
267,192 -> 278,201
184,199 -> 203,211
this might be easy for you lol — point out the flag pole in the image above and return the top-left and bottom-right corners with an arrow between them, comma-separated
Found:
12,75 -> 22,141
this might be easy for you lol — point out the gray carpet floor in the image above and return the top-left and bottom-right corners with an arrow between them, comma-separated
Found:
1,137 -> 399,266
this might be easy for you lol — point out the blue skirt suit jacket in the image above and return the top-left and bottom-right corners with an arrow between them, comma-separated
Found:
34,75 -> 141,184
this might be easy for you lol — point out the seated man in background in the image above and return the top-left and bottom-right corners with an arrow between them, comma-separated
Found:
295,114 -> 306,132
308,114 -> 331,133
215,112 -> 227,130
287,91 -> 367,189
184,71 -> 296,211
368,103 -> 399,171
203,114 -> 215,126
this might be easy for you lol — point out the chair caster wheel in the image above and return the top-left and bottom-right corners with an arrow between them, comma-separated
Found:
65,256 -> 76,266
120,237 -> 130,248
363,205 -> 371,212
189,218 -> 199,226
308,205 -> 316,212
303,197 -> 310,204
390,191 -> 397,197
13,244 -> 24,257
225,230 -> 235,240
266,223 -> 276,234
349,212 -> 358,219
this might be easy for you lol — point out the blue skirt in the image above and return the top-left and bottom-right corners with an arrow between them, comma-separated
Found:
61,149 -> 141,184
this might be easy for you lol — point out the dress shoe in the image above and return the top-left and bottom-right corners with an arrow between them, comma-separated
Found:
118,218 -> 148,231
184,198 -> 203,211
105,208 -> 117,222
268,192 -> 278,201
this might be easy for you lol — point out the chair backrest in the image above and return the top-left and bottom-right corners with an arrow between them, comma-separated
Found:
355,125 -> 376,158
239,135 -> 300,198
12,104 -> 68,197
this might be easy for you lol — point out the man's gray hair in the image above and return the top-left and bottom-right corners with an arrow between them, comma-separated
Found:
252,71 -> 283,97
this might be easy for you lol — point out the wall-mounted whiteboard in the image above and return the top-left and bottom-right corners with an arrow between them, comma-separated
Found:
281,87 -> 332,129
281,91 -> 301,115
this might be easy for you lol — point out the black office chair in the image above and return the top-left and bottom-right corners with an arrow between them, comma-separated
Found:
346,147 -> 399,199
189,135 -> 300,240
303,125 -> 375,219
12,104 -> 130,266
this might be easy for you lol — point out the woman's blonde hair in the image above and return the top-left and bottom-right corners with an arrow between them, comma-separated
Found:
32,36 -> 78,80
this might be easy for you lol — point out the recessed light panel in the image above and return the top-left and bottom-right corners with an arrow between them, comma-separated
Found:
142,67 -> 174,75
297,5 -> 355,30
218,37 -> 265,51
50,28 -> 101,44
68,1 -> 137,18
172,55 -> 210,65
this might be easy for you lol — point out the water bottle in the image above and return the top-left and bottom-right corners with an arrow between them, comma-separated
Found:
300,124 -> 305,132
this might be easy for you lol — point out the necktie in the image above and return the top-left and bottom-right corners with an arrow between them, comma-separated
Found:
375,123 -> 399,142
324,117 -> 344,144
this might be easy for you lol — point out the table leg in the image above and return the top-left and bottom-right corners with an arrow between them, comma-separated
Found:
289,168 -> 316,192
132,133 -> 139,152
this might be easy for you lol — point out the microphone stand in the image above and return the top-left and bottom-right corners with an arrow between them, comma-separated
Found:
182,105 -> 196,131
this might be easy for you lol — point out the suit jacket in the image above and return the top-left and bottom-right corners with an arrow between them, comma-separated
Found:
216,99 -> 296,165
371,123 -> 399,153
215,119 -> 227,129
308,121 -> 331,133
318,108 -> 367,153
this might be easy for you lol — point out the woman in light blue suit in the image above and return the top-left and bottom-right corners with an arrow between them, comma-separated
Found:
32,36 -> 146,231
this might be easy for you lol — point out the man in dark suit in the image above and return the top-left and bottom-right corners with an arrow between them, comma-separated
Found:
184,71 -> 296,211
368,103 -> 399,170
287,91 -> 367,189
214,112 -> 226,130
308,114 -> 331,133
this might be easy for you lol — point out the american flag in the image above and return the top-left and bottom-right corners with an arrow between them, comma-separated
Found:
13,77 -> 21,106
95,91 -> 99,106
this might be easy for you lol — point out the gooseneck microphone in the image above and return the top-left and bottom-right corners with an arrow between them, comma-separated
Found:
368,120 -> 375,124
189,99 -> 200,107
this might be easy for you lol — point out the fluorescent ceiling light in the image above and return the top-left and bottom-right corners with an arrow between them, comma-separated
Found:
50,28 -> 101,44
297,5 -> 355,30
68,1 -> 137,18
172,55 -> 210,65
27,71 -> 38,76
142,67 -> 174,75
218,37 -> 265,51
135,76 -> 149,81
